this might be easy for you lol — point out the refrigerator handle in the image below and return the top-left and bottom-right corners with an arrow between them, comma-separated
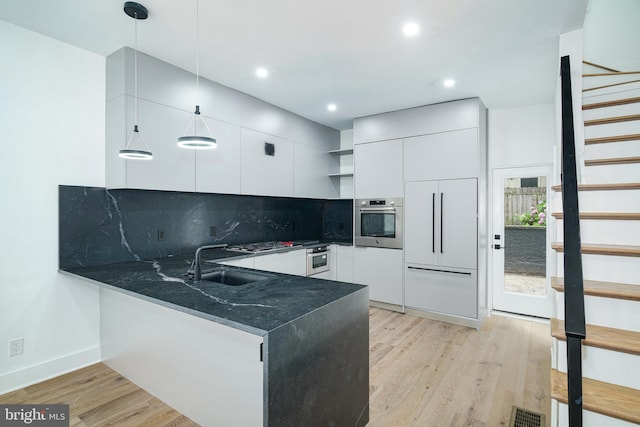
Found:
432,193 -> 436,253
440,192 -> 444,254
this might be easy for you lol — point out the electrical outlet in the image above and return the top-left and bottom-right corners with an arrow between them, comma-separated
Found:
157,229 -> 165,241
9,338 -> 23,357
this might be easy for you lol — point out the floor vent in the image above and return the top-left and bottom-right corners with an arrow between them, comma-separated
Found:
509,406 -> 545,427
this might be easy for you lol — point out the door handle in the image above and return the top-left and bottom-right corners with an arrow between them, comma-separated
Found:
440,192 -> 444,254
493,244 -> 506,250
432,193 -> 436,253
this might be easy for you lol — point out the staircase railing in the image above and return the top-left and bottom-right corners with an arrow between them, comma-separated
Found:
560,55 -> 586,427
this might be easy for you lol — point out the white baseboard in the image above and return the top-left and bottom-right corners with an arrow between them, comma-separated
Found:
369,300 -> 404,313
405,307 -> 483,329
0,346 -> 101,395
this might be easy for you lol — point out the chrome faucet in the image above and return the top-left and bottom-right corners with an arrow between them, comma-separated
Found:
190,244 -> 228,282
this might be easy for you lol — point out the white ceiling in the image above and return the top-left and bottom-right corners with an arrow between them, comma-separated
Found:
0,0 -> 587,130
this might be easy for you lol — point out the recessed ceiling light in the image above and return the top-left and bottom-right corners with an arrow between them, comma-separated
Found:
402,22 -> 420,38
256,67 -> 269,78
327,104 -> 337,112
443,78 -> 456,88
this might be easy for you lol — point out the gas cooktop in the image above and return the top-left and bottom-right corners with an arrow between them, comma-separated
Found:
225,240 -> 320,254
226,241 -> 301,254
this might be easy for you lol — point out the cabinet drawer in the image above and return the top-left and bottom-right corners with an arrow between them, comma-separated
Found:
404,264 -> 477,318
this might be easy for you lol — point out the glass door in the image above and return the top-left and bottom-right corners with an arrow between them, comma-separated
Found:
492,166 -> 553,318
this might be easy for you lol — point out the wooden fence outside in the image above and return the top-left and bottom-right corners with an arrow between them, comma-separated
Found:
504,187 -> 546,226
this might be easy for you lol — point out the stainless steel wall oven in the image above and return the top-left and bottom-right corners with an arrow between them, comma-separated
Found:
355,198 -> 403,249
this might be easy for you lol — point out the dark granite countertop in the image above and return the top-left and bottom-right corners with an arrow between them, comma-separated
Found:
61,247 -> 364,337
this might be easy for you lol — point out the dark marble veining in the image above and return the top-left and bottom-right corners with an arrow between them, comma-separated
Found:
61,251 -> 365,335
59,186 -> 352,269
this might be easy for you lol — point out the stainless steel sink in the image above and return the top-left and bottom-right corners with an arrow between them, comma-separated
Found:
200,269 -> 269,286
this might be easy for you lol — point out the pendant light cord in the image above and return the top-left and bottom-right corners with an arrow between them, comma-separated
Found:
195,0 -> 200,101
134,11 -> 139,126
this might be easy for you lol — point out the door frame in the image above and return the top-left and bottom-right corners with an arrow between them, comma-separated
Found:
490,165 -> 554,318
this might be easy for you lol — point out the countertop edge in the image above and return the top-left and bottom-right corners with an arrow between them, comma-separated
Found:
59,269 -> 268,337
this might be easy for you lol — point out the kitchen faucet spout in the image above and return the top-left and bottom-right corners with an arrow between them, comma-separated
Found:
190,244 -> 228,282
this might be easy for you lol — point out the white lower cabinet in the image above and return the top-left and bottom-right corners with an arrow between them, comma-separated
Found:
335,244 -> 355,283
309,270 -> 332,280
354,246 -> 403,306
253,249 -> 306,276
101,287 -> 263,426
218,257 -> 255,269
404,265 -> 477,318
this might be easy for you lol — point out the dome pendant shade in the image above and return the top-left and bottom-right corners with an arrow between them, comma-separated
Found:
119,125 -> 153,159
177,105 -> 217,149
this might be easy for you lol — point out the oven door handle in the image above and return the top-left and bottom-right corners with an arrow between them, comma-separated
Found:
359,207 -> 397,212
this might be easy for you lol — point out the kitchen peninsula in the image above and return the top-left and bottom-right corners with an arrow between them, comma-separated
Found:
62,251 -> 369,427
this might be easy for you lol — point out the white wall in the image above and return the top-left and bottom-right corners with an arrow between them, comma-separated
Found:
487,103 -> 557,312
584,0 -> 640,71
489,104 -> 556,169
0,20 -> 105,393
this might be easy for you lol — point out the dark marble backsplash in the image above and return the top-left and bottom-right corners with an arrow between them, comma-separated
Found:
59,186 -> 353,268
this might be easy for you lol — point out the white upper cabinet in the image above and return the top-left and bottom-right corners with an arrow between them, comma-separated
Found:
240,129 -> 294,197
125,97 -> 196,192
354,139 -> 404,198
404,128 -> 479,181
106,48 -> 339,198
196,118 -> 242,194
294,143 -> 332,199
353,98 -> 481,144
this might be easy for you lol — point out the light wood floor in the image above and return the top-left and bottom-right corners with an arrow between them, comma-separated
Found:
0,309 -> 550,426
368,308 -> 550,427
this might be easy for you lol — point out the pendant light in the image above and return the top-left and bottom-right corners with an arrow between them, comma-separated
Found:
177,0 -> 217,149
119,2 -> 153,160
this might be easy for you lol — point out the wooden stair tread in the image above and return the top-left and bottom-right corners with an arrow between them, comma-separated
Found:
552,212 -> 640,220
586,134 -> 640,144
551,242 -> 640,257
552,182 -> 640,191
551,276 -> 640,301
551,368 -> 640,424
583,61 -> 620,73
585,156 -> 640,166
583,97 -> 640,110
584,71 -> 640,77
584,114 -> 640,126
551,318 -> 640,355
583,79 -> 640,93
